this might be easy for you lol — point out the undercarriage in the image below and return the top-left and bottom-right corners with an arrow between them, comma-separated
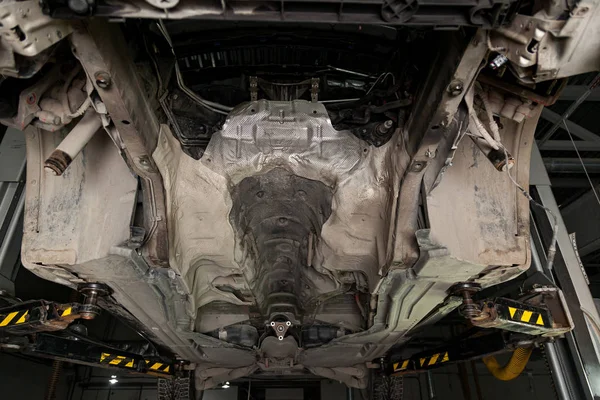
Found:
1,0 -> 598,393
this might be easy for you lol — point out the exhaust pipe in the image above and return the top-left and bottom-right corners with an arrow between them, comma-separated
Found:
44,109 -> 102,176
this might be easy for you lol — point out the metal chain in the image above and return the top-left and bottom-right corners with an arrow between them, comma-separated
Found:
541,344 -> 560,400
564,120 -> 600,207
157,378 -> 175,400
398,376 -> 404,400
390,375 -> 404,400
373,373 -> 404,400
175,376 -> 192,400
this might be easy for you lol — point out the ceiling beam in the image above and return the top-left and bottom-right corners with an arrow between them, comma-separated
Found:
544,158 -> 600,173
562,184 -> 600,257
551,177 -> 600,188
538,73 -> 600,144
560,85 -> 600,101
539,140 -> 600,151
539,108 -> 600,142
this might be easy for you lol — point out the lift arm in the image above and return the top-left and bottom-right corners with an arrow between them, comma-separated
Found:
0,294 -> 181,378
386,284 -> 573,375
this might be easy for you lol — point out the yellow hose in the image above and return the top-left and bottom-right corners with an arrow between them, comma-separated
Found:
482,347 -> 533,381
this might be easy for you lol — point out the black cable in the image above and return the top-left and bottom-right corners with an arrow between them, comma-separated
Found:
239,386 -> 256,400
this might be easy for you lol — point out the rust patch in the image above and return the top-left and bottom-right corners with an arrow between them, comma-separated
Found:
44,149 -> 72,176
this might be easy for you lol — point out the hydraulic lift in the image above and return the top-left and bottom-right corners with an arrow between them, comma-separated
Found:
528,145 -> 600,400
384,273 -> 574,376
0,130 -> 598,399
0,266 -> 575,385
377,145 -> 600,400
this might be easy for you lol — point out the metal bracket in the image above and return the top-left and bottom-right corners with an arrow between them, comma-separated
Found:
471,294 -> 572,336
452,282 -> 574,337
490,15 -> 562,69
0,300 -> 82,334
270,320 -> 292,341
0,0 -> 72,58
250,76 -> 258,102
310,78 -> 319,103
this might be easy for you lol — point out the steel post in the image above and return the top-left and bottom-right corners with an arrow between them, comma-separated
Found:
531,240 -> 581,400
544,342 -> 574,400
0,128 -> 26,295
530,143 -> 600,400
346,386 -> 354,400
426,372 -> 436,400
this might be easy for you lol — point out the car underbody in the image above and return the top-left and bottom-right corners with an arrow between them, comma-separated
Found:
0,0 -> 598,392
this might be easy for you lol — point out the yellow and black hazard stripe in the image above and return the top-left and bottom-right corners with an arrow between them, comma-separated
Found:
392,359 -> 411,373
392,351 -> 451,374
0,302 -> 75,329
59,307 -> 74,318
417,351 -> 450,368
99,353 -> 137,369
0,310 -> 30,327
505,306 -> 548,327
145,360 -> 172,374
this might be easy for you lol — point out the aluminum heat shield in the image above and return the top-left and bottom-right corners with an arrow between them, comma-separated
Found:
153,99 -> 406,325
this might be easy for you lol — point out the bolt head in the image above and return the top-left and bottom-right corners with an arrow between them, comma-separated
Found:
411,161 -> 425,172
94,71 -> 111,89
447,80 -> 464,96
138,157 -> 152,170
